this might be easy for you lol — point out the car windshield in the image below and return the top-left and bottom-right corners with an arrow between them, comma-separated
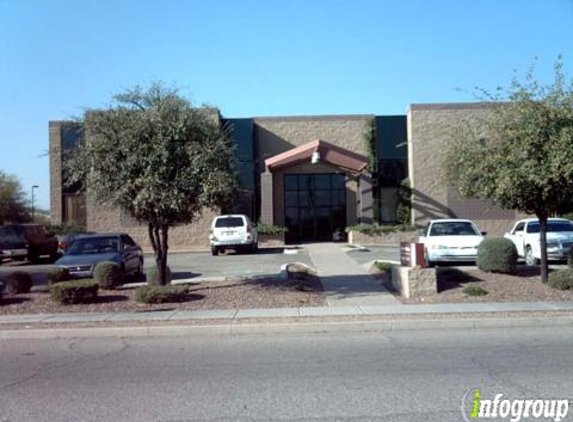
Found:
215,217 -> 245,228
0,226 -> 25,238
429,222 -> 480,236
527,221 -> 573,233
67,237 -> 119,255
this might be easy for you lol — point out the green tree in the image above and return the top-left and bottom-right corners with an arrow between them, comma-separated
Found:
0,171 -> 30,224
67,83 -> 238,285
445,58 -> 573,283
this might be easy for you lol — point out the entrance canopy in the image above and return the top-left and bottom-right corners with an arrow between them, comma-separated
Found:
264,139 -> 369,173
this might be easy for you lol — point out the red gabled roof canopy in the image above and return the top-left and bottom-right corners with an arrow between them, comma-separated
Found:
264,139 -> 368,173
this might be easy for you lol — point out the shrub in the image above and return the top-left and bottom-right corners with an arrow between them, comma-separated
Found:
397,178 -> 412,226
375,261 -> 394,272
548,269 -> 573,290
146,265 -> 172,285
93,261 -> 125,290
463,285 -> 488,296
134,284 -> 188,304
477,238 -> 518,274
256,224 -> 288,235
6,271 -> 32,294
50,280 -> 99,304
45,267 -> 70,285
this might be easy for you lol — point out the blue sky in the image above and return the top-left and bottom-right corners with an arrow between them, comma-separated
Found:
1,0 -> 572,210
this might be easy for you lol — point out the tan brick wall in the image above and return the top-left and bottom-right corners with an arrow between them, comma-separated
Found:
392,266 -> 437,299
254,115 -> 371,173
49,122 -> 63,225
348,230 -> 418,246
407,103 -> 519,236
87,199 -> 218,249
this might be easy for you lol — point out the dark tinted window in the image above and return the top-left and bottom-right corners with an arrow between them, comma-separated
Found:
527,221 -> 573,233
68,237 -> 119,255
0,226 -> 25,237
215,217 -> 245,228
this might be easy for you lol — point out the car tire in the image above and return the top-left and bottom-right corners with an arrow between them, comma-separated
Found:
211,246 -> 219,256
525,246 -> 539,266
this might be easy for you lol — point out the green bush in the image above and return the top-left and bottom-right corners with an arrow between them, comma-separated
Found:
93,261 -> 125,290
46,224 -> 88,236
146,265 -> 172,285
477,238 -> 518,274
46,267 -> 70,285
345,223 -> 416,235
6,271 -> 32,294
462,285 -> 488,296
397,178 -> 412,226
134,284 -> 188,304
50,280 -> 99,304
256,224 -> 288,235
548,269 -> 573,290
375,261 -> 394,272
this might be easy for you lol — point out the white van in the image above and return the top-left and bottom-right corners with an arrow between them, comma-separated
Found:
209,214 -> 258,256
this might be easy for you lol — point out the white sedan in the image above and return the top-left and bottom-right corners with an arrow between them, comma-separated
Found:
504,218 -> 573,265
419,219 -> 485,266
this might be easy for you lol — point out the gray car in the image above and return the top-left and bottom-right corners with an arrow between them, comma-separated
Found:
55,233 -> 143,278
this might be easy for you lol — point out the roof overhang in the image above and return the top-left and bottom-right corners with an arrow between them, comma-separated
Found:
264,139 -> 368,173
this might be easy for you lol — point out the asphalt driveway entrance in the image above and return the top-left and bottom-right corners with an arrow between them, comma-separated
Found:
145,247 -> 313,280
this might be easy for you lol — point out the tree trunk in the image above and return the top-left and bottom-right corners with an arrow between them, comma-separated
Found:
147,223 -> 170,286
538,213 -> 549,284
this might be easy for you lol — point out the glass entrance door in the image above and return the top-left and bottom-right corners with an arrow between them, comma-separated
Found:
284,173 -> 346,242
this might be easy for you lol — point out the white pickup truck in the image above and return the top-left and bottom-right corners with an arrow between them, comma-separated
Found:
503,218 -> 573,265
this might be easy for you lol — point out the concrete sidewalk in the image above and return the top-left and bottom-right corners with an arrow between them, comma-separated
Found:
3,301 -> 573,325
305,242 -> 400,306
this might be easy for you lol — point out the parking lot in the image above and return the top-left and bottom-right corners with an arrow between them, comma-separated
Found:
148,247 -> 313,280
0,247 -> 314,283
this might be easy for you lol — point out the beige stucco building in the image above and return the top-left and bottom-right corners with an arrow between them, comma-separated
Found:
49,102 -> 518,248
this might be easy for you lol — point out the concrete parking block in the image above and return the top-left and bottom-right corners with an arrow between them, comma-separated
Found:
169,310 -> 237,320
235,308 -> 299,318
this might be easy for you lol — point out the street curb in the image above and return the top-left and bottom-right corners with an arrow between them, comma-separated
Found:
2,315 -> 573,340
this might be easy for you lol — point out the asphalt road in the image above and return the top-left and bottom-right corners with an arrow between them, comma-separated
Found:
1,327 -> 573,422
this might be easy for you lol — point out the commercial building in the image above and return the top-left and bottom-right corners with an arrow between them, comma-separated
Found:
49,102 -> 517,248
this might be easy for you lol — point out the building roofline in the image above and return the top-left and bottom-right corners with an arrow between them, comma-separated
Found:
252,113 -> 374,122
407,102 -> 502,112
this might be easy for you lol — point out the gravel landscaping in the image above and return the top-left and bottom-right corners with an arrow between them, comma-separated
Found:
396,267 -> 573,304
0,277 -> 325,314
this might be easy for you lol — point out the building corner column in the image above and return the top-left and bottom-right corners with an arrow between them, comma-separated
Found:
358,172 -> 373,225
260,171 -> 274,225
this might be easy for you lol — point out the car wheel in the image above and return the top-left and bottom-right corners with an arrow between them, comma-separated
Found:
525,246 -> 539,266
211,246 -> 219,256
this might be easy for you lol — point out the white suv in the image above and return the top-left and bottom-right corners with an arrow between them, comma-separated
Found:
209,214 -> 258,256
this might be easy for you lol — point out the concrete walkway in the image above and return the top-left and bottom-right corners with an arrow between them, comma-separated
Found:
2,301 -> 573,325
305,242 -> 400,306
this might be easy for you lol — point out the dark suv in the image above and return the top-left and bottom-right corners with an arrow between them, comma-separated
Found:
0,225 -> 59,262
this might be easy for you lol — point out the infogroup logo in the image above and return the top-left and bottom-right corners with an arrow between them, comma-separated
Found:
461,389 -> 570,422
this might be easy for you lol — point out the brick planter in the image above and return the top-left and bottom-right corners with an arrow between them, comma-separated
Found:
391,266 -> 437,299
347,230 -> 418,245
258,233 -> 285,247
